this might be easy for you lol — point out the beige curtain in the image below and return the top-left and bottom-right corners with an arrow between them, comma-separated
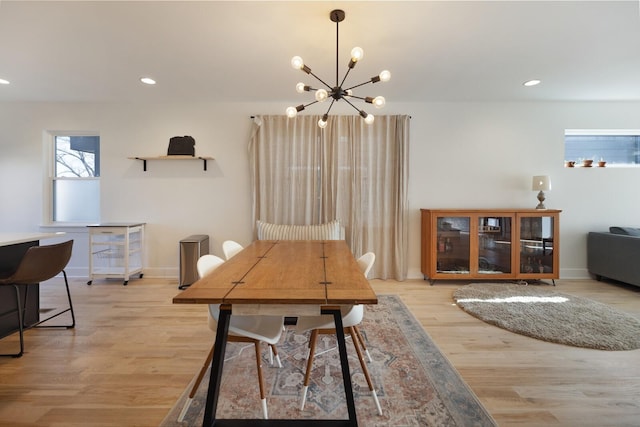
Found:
249,114 -> 409,280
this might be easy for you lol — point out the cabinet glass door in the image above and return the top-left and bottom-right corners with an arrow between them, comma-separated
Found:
478,216 -> 512,275
436,216 -> 470,274
519,216 -> 555,274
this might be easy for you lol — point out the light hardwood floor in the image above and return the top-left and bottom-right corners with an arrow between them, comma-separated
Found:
0,277 -> 638,426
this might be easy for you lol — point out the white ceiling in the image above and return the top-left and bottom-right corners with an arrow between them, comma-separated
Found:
1,1 -> 639,104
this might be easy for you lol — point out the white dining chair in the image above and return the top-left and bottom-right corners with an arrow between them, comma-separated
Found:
222,240 -> 244,260
295,252 -> 382,415
177,254 -> 284,421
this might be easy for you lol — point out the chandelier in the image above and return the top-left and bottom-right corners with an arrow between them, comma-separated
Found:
286,9 -> 391,128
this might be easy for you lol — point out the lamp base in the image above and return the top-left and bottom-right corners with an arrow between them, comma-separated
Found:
535,190 -> 546,209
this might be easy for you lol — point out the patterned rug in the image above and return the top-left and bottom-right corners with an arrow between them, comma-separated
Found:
161,295 -> 496,426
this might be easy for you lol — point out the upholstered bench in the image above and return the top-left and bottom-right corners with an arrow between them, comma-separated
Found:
256,220 -> 345,240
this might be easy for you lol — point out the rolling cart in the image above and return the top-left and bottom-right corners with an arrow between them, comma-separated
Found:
87,223 -> 145,286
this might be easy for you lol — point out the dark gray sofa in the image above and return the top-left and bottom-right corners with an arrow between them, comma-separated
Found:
587,227 -> 640,288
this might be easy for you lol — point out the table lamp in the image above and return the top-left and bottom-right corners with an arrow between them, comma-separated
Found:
532,175 -> 551,209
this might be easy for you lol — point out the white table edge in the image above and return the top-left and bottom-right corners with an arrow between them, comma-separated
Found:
0,232 -> 66,247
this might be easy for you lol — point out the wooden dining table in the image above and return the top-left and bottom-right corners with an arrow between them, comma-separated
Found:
173,240 -> 378,427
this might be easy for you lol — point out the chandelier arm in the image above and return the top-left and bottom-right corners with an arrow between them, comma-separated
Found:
338,67 -> 353,90
341,96 -> 366,114
344,94 -> 367,101
324,99 -> 336,116
343,79 -> 374,92
308,70 -> 334,90
303,100 -> 320,109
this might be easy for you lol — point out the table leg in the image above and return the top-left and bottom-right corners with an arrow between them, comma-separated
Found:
202,305 -> 231,427
322,308 -> 358,426
200,306 -> 358,427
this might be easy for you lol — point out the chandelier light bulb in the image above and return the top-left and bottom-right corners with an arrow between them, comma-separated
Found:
379,70 -> 391,82
364,114 -> 375,125
315,88 -> 328,102
296,82 -> 307,93
291,56 -> 304,70
286,106 -> 298,118
373,96 -> 386,108
350,47 -> 364,62
345,89 -> 353,98
318,118 -> 328,128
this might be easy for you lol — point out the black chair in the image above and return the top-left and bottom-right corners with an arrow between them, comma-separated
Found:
0,240 -> 75,357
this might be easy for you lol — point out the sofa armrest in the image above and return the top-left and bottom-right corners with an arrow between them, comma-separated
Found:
587,232 -> 640,287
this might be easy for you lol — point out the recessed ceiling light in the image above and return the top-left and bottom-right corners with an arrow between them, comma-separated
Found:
140,77 -> 156,85
0,78 -> 9,85
523,79 -> 541,87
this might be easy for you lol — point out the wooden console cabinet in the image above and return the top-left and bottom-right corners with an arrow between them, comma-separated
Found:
421,209 -> 561,284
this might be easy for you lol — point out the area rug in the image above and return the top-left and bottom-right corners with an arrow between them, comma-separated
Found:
453,283 -> 640,351
161,295 -> 496,426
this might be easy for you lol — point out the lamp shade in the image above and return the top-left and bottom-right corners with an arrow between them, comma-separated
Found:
532,175 -> 551,191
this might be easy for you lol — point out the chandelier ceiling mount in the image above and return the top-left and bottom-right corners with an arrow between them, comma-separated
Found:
286,9 -> 391,128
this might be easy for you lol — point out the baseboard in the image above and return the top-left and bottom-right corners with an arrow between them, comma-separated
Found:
61,267 -> 594,281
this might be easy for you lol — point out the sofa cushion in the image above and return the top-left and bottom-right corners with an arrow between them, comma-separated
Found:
257,220 -> 342,240
609,226 -> 640,236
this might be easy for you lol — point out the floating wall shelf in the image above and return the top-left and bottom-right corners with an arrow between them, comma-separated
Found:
128,155 -> 214,171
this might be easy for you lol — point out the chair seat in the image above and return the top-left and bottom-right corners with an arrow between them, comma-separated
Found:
208,305 -> 283,344
295,305 -> 361,332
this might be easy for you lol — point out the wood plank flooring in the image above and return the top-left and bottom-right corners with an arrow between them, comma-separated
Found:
0,277 -> 638,426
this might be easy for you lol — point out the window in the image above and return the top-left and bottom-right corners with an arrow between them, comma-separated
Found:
45,132 -> 100,224
565,130 -> 640,167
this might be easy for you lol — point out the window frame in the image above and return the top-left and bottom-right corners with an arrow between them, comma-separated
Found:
42,130 -> 101,225
564,129 -> 640,168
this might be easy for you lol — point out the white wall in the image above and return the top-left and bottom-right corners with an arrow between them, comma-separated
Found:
1,101 -> 639,280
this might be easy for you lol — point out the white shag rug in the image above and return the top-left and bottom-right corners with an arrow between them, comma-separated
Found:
453,283 -> 640,351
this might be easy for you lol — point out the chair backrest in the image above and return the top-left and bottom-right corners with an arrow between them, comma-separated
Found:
357,252 -> 375,278
0,240 -> 73,285
222,240 -> 244,260
196,254 -> 225,278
